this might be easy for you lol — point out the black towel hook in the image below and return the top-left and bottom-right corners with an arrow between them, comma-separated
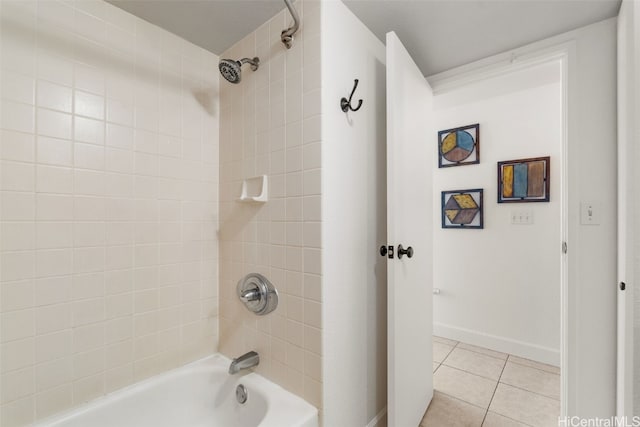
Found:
341,79 -> 363,112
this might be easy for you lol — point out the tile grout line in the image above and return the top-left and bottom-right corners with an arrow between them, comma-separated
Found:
497,380 -> 561,402
479,353 -> 508,426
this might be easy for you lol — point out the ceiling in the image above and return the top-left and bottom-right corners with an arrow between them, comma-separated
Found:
107,0 -> 621,76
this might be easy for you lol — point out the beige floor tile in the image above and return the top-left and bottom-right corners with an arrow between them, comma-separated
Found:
433,365 -> 497,409
420,391 -> 486,427
482,411 -> 531,427
434,341 -> 455,363
489,383 -> 560,427
433,362 -> 440,372
434,335 -> 459,347
443,347 -> 506,380
508,355 -> 560,375
458,343 -> 508,361
500,362 -> 560,400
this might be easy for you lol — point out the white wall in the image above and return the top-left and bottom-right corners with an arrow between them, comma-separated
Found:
0,1 -> 219,425
430,17 -> 618,418
432,62 -> 562,365
321,1 -> 387,427
217,0 -> 323,411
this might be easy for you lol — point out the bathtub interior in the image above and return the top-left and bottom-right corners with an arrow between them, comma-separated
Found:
34,355 -> 315,427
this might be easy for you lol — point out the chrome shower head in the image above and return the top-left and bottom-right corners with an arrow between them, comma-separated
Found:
218,57 -> 260,84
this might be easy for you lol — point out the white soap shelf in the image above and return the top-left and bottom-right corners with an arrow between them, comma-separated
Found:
237,175 -> 268,203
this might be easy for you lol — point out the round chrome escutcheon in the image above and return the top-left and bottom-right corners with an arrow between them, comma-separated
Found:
236,384 -> 248,404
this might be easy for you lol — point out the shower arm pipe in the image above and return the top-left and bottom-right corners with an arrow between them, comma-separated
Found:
239,57 -> 259,70
281,0 -> 300,49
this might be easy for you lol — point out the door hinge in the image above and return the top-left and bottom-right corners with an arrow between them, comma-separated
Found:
562,241 -> 567,254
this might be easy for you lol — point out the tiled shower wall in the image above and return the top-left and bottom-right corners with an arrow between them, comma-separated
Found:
0,1 -> 219,425
218,0 -> 322,411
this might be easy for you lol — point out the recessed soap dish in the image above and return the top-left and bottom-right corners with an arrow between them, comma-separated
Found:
237,175 -> 268,203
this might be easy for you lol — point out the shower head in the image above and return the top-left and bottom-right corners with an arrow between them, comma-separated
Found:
218,57 -> 260,84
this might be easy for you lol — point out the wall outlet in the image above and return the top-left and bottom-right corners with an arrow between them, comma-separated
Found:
580,202 -> 601,225
511,210 -> 533,225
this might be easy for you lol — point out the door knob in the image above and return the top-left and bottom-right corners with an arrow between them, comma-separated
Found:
397,244 -> 413,259
620,282 -> 626,291
380,245 -> 387,256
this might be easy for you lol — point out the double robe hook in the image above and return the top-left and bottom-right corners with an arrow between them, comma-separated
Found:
341,79 -> 363,112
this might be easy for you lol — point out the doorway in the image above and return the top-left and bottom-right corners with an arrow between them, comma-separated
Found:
423,55 -> 567,426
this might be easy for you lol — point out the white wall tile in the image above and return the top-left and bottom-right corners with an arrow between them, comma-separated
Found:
36,165 -> 73,194
74,90 -> 105,120
37,80 -> 72,113
1,101 -> 35,134
1,130 -> 35,163
74,117 -> 104,145
1,161 -> 35,191
37,136 -> 73,167
37,108 -> 71,139
1,72 -> 35,105
1,281 -> 34,312
1,2 -> 219,423
218,0 -> 321,407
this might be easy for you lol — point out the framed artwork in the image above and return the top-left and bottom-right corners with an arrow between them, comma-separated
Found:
497,156 -> 550,203
441,189 -> 484,229
438,123 -> 480,168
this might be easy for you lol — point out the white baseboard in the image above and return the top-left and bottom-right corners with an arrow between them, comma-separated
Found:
434,322 -> 560,366
366,407 -> 387,427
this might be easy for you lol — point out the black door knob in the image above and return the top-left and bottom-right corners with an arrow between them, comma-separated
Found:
620,282 -> 626,291
379,245 -> 387,256
398,244 -> 413,259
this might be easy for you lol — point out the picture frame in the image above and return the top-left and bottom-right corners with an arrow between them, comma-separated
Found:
441,189 -> 484,229
497,156 -> 550,203
438,123 -> 480,168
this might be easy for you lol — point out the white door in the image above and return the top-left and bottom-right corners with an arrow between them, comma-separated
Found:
386,31 -> 434,427
617,0 -> 637,418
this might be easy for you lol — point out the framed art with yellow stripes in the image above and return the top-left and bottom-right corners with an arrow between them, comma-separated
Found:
497,156 -> 550,203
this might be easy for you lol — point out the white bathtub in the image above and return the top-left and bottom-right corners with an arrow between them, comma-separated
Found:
34,354 -> 318,427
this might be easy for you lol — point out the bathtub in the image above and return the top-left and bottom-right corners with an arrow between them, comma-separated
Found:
35,354 -> 318,427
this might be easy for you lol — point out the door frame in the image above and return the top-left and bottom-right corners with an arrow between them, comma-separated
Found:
617,0 -> 636,417
429,42 -> 574,417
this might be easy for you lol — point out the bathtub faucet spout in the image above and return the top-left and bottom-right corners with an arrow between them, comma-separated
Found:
228,351 -> 259,374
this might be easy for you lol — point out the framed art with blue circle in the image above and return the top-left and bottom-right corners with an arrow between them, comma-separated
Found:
438,123 -> 480,168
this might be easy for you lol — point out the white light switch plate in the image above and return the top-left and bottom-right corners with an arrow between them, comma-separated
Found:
511,210 -> 533,225
580,202 -> 601,225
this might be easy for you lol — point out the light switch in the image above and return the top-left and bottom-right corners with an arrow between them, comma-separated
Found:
511,210 -> 533,225
580,202 -> 601,225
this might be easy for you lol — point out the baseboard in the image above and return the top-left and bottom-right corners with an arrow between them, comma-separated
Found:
434,322 -> 560,366
366,407 -> 387,427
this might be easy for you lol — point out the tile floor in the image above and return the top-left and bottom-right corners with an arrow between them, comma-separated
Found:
421,336 -> 560,427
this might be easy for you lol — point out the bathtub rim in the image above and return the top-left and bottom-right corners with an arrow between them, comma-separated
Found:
32,353 -> 318,427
